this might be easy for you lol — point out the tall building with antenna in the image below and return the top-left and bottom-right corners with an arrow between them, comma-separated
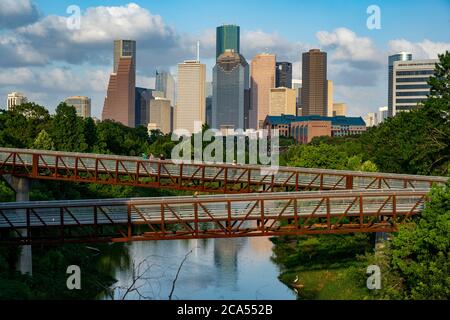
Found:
174,42 -> 206,134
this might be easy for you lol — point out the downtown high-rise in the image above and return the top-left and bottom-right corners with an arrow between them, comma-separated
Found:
276,62 -> 293,88
102,40 -> 136,127
174,60 -> 206,134
301,49 -> 328,116
216,25 -> 240,59
390,58 -> 436,116
155,70 -> 176,107
250,53 -> 276,129
388,52 -> 412,117
212,50 -> 250,130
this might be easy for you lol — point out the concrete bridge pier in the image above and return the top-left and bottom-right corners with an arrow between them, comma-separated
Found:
3,175 -> 32,275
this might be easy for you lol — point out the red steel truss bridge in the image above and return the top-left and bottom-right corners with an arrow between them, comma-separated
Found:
0,189 -> 432,244
0,148 -> 447,244
0,147 -> 446,193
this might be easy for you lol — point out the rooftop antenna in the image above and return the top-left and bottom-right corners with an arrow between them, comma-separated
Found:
197,40 -> 200,62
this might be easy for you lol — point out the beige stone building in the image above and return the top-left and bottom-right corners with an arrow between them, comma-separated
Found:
327,80 -> 333,117
175,60 -> 206,134
65,96 -> 91,118
269,87 -> 296,116
332,102 -> 347,116
7,92 -> 27,110
250,53 -> 276,129
149,97 -> 171,134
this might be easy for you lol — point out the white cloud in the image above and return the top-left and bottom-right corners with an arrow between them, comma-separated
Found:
388,39 -> 450,59
316,27 -> 383,68
0,0 -> 40,29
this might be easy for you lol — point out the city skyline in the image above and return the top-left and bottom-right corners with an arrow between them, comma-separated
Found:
0,0 -> 449,118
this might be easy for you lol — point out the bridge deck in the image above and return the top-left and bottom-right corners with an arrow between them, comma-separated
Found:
0,148 -> 446,193
0,189 -> 428,244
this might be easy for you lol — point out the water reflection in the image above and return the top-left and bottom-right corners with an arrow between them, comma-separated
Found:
103,236 -> 295,300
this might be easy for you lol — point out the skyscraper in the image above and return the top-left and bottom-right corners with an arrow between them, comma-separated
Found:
6,92 -> 27,110
134,87 -> 152,127
64,96 -> 91,118
250,53 -> 276,129
301,49 -> 328,116
175,60 -> 206,133
391,58 -> 437,116
102,40 -> 136,127
388,52 -> 412,117
216,24 -> 240,59
212,50 -> 250,130
155,70 -> 176,106
276,62 -> 293,88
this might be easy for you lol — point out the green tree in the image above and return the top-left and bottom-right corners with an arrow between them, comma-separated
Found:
0,103 -> 51,148
283,143 -> 349,169
32,129 -> 55,150
83,117 -> 97,152
50,103 -> 87,152
390,181 -> 450,299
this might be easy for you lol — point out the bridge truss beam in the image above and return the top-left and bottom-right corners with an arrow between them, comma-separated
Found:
0,190 -> 428,244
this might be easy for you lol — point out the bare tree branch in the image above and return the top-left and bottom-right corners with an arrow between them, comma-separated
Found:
169,249 -> 194,300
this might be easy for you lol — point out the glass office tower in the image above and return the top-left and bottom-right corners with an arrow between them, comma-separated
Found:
388,52 -> 412,117
216,25 -> 240,59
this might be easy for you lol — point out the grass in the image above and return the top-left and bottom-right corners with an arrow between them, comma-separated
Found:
279,264 -> 369,300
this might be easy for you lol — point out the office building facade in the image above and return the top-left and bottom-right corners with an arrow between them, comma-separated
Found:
268,87 -> 296,116
327,80 -> 333,117
264,114 -> 366,140
149,97 -> 171,134
103,40 -> 136,127
65,96 -> 91,118
392,59 -> 437,116
175,60 -> 206,134
155,70 -> 176,106
212,50 -> 250,130
379,106 -> 388,123
331,103 -> 347,117
134,87 -> 153,127
388,52 -> 412,117
216,24 -> 240,59
276,62 -> 292,88
250,53 -> 276,129
363,112 -> 378,127
292,79 -> 302,116
301,49 -> 328,116
6,92 -> 27,110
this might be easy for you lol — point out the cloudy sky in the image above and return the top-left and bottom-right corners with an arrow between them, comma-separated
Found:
0,0 -> 449,118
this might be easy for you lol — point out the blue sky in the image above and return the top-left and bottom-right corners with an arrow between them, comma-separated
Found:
33,0 -> 450,44
1,0 -> 449,118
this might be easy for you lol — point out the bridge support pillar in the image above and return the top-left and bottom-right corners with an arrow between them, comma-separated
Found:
3,175 -> 32,275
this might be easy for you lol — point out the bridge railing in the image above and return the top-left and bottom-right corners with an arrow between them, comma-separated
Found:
0,189 -> 428,244
0,148 -> 447,193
